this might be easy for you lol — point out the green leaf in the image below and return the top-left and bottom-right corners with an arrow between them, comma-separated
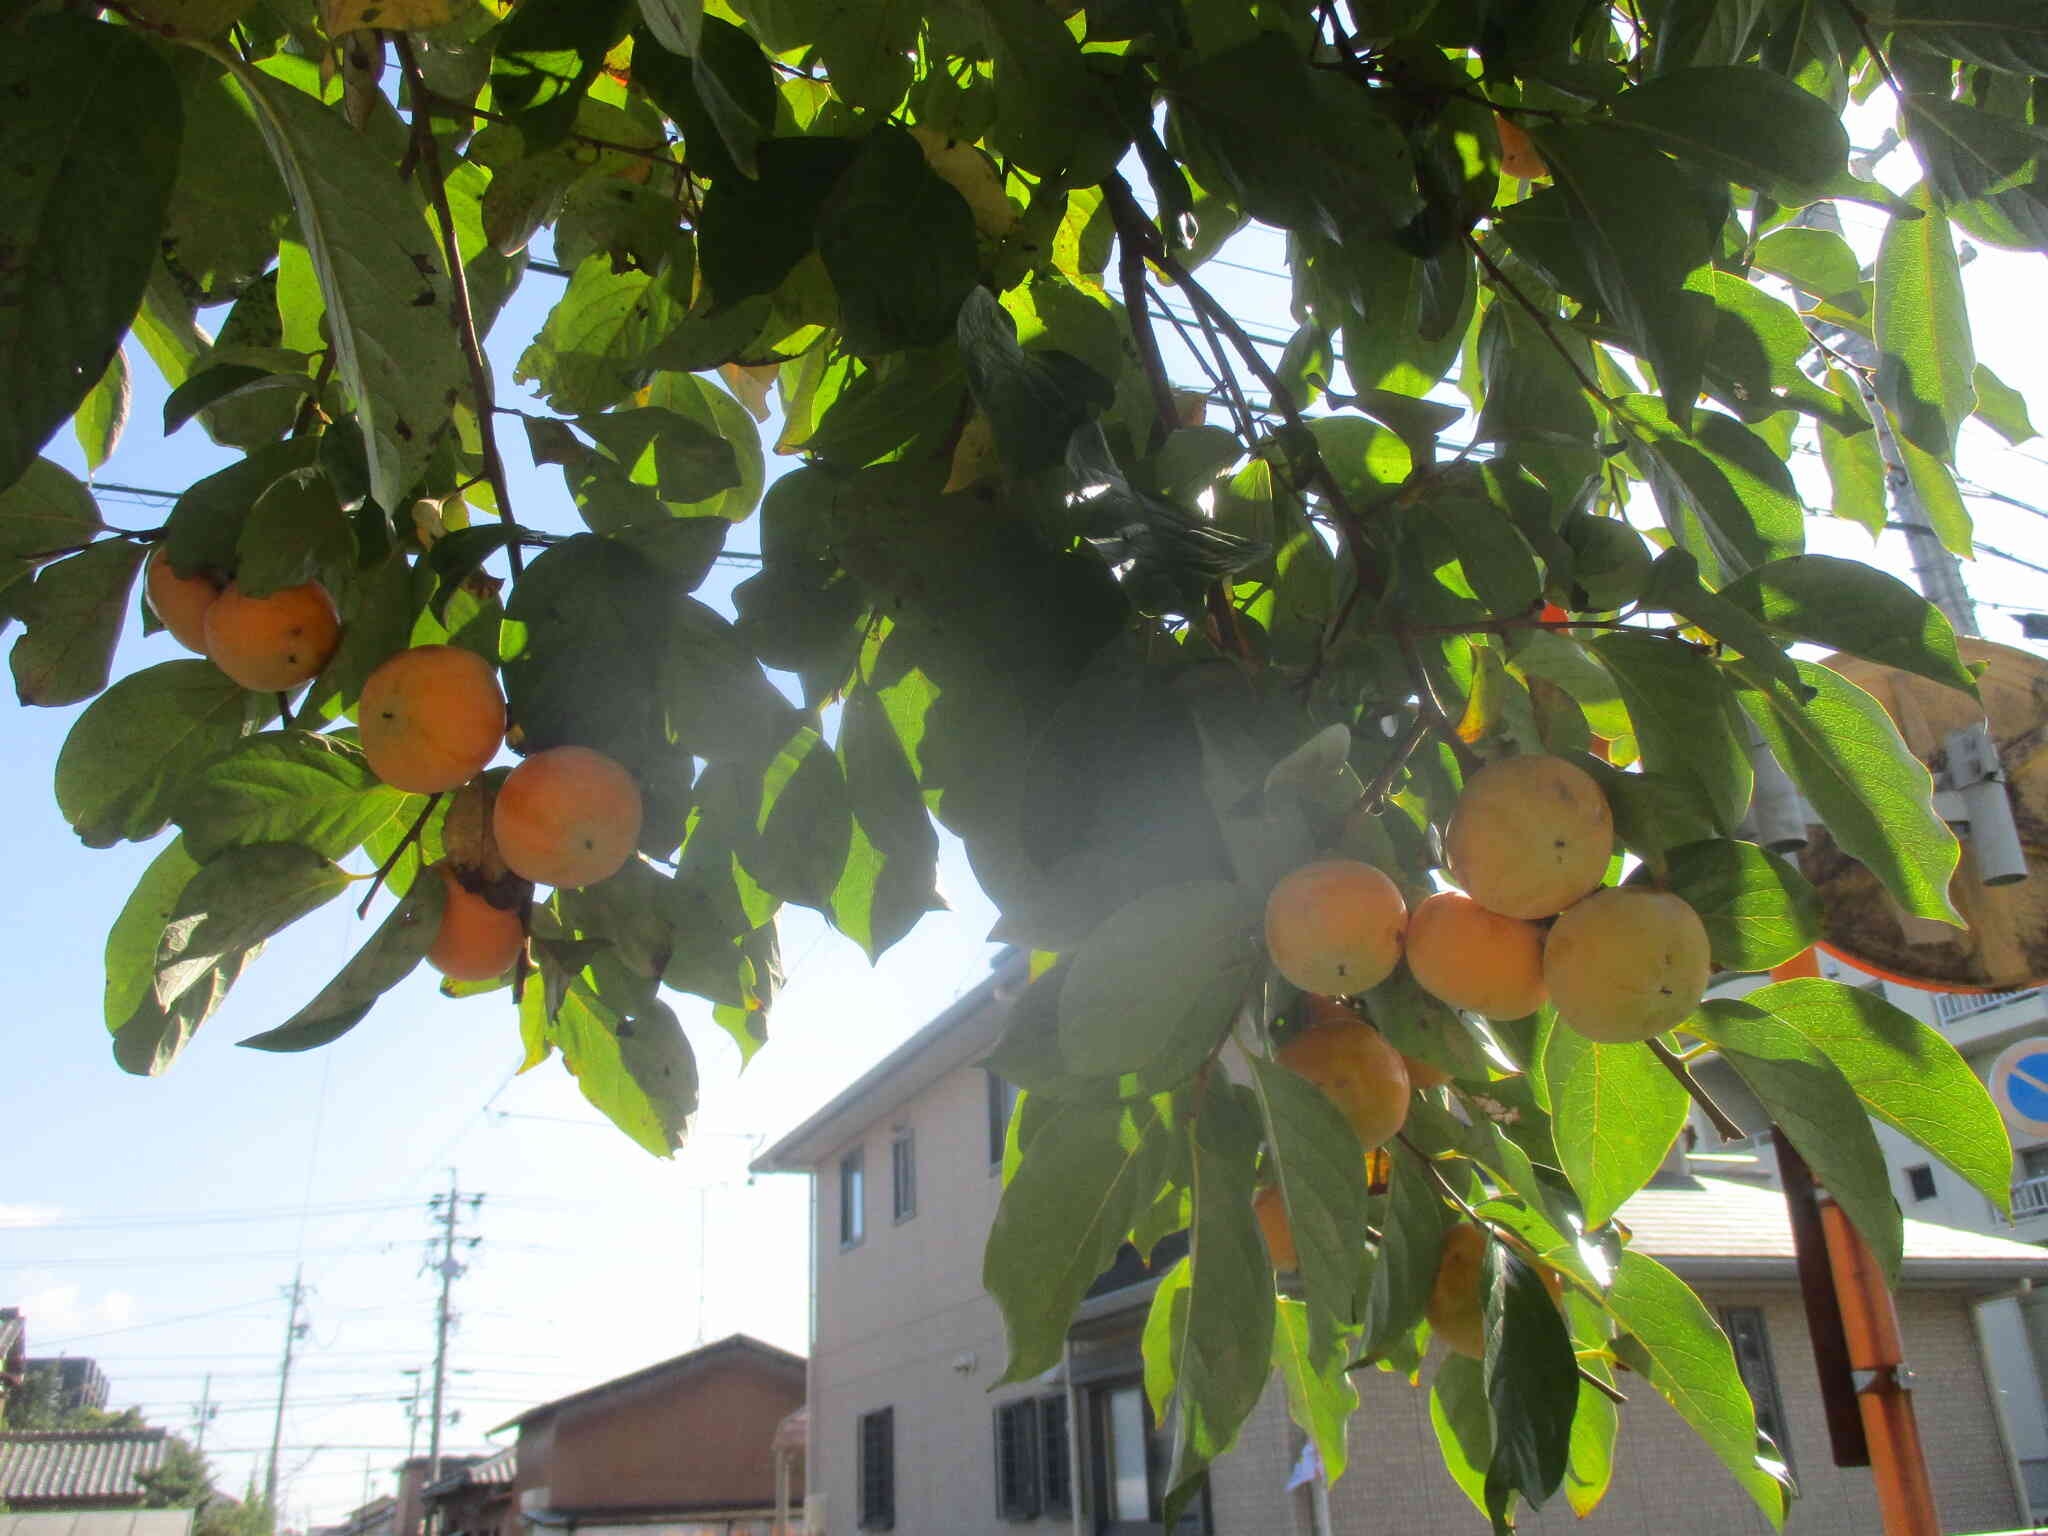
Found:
635,0 -> 701,53
57,660 -> 262,848
697,137 -> 859,303
661,597 -> 798,762
1661,839 -> 1821,971
0,16 -> 181,493
519,256 -> 692,416
836,684 -> 943,962
172,731 -> 406,864
1719,554 -> 1976,696
1688,998 -> 1904,1282
1817,371 -> 1889,538
1527,124 -> 1726,422
1429,1354 -> 1494,1520
9,538 -> 146,707
160,53 -> 291,304
1544,1027 -> 1688,1227
1564,1294 -> 1620,1517
1607,67 -> 1847,202
236,469 -> 356,598
1250,1057 -> 1370,1337
1365,1140 -> 1453,1358
1875,185 -> 1975,464
631,17 -> 773,181
105,837 -> 203,1034
1638,547 -> 1804,696
162,439 -> 319,577
1483,1242 -> 1577,1509
1271,1297 -> 1358,1486
1606,1251 -> 1793,1527
1161,1085 -> 1273,1504
1622,397 -> 1805,580
978,0 -> 1126,181
74,347 -> 130,475
809,0 -> 918,113
1752,227 -> 1866,312
233,59 -> 469,517
524,980 -> 698,1156
1434,496 -> 1543,619
1057,881 -> 1260,1079
1732,658 -> 1962,925
154,842 -> 350,1010
985,1099 -> 1166,1381
240,871 -> 448,1052
489,0 -> 632,149
956,287 -> 1107,477
1731,977 -> 2014,1215
0,458 -> 104,562
817,127 -> 980,356
747,724 -> 854,914
1593,631 -> 1750,834
1971,361 -> 2038,445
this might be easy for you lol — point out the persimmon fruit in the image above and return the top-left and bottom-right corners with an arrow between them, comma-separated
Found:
203,579 -> 341,692
357,645 -> 507,793
426,864 -> 526,982
1402,1053 -> 1452,1091
1446,755 -> 1612,919
1405,891 -> 1548,1020
1495,113 -> 1549,180
1276,1000 -> 1411,1149
1264,858 -> 1408,997
145,546 -> 225,655
492,745 -> 643,889
1545,886 -> 1712,1043
1254,1184 -> 1297,1272
1426,1222 -> 1564,1358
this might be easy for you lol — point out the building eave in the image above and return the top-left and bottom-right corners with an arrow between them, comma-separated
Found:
751,952 -> 1025,1175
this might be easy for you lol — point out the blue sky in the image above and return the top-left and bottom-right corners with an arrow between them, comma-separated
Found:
5,133 -> 2048,1530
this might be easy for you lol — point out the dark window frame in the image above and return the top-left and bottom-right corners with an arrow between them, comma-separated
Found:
1720,1305 -> 1794,1475
858,1405 -> 895,1531
891,1126 -> 917,1223
1039,1393 -> 1072,1515
994,1398 -> 1042,1520
1904,1163 -> 1938,1202
1084,1376 -> 1207,1534
840,1147 -> 866,1249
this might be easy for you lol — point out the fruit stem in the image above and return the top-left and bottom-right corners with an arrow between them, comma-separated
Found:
356,793 -> 443,920
1645,1037 -> 1747,1141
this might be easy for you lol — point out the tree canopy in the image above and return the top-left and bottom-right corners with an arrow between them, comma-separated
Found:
4,0 -> 2045,1525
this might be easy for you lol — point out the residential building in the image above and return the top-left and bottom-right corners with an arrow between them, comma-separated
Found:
492,1333 -> 806,1536
0,1513 -> 195,1536
20,1360 -> 111,1420
0,1428 -> 173,1510
420,1447 -> 514,1536
755,952 -> 2048,1535
312,1494 -> 397,1536
0,1310 -> 24,1422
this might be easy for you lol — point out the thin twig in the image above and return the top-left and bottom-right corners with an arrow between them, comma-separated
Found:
1103,174 -> 1179,447
393,36 -> 523,578
1646,1038 -> 1746,1141
290,351 -> 336,438
1467,232 -> 1621,413
1577,1363 -> 1629,1404
17,528 -> 164,564
357,793 -> 442,919
411,86 -> 685,168
1838,1 -> 1905,97
1397,628 -> 1482,775
1357,714 -> 1430,810
1145,281 -> 1232,405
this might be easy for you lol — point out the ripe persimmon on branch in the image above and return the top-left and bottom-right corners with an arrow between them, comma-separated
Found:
3,0 -> 2042,1524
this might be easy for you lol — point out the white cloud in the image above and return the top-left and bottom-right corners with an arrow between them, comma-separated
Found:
0,1204 -> 62,1229
13,1281 -> 136,1340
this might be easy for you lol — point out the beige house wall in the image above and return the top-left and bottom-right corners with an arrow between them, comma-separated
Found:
796,1021 -> 2029,1535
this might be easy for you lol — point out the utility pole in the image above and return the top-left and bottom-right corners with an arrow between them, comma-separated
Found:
423,1172 -> 481,1488
265,1267 -> 309,1513
193,1373 -> 218,1456
1796,201 -> 1980,636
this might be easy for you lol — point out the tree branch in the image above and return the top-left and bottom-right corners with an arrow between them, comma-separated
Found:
1646,1037 -> 1747,1141
393,35 -> 523,578
357,793 -> 442,920
1102,174 -> 1180,447
1398,628 -> 1481,775
1466,232 -> 1621,413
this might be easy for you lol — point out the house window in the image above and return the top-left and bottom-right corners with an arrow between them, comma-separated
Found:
891,1127 -> 916,1223
1039,1394 -> 1072,1514
1905,1163 -> 1938,1202
1086,1379 -> 1205,1533
840,1148 -> 866,1248
858,1406 -> 895,1530
2022,1145 -> 2048,1181
1720,1307 -> 1793,1472
994,1399 -> 1042,1520
988,1070 -> 1022,1167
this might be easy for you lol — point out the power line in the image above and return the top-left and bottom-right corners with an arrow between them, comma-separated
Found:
3,1201 -> 417,1235
31,1299 -> 281,1347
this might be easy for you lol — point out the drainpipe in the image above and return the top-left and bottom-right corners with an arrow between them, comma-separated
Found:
1970,1282 -> 2038,1525
1064,1339 -> 1083,1536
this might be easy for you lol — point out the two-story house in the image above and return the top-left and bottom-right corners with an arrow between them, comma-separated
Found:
756,952 -> 2048,1535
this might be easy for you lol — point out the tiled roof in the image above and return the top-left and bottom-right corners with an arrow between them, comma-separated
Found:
0,1431 -> 169,1506
1620,1176 -> 2048,1287
490,1334 -> 805,1435
423,1447 -> 514,1499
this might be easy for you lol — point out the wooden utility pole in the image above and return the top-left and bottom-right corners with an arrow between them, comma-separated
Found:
265,1267 -> 307,1513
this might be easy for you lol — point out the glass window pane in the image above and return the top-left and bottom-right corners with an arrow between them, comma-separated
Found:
1106,1385 -> 1148,1521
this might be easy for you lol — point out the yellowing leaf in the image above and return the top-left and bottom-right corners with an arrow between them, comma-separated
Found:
944,410 -> 1001,492
910,124 -> 1017,238
321,0 -> 468,35
720,361 -> 777,422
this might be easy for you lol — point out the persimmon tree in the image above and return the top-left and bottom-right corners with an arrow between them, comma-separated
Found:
4,0 -> 2043,1524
